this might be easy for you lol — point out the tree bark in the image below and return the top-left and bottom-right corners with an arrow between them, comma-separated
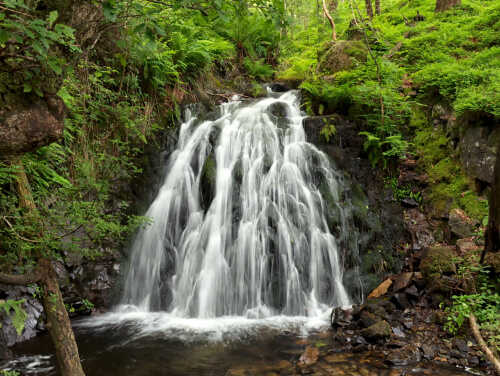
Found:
375,0 -> 381,15
322,0 -> 337,41
0,271 -> 42,285
481,139 -> 500,264
365,0 -> 374,18
435,0 -> 461,12
11,158 -> 86,376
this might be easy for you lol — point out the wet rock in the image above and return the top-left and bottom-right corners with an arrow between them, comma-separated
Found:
386,345 -> 422,366
448,209 -> 474,239
393,272 -> 413,292
297,346 -> 320,367
360,311 -> 382,328
268,103 -> 287,118
359,321 -> 391,340
331,307 -> 353,327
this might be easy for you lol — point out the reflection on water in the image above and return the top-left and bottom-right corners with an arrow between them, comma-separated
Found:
4,314 -> 476,376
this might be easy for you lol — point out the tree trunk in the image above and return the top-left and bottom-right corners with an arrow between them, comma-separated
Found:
365,0 -> 374,18
481,140 -> 500,264
435,0 -> 461,12
12,158 -> 86,376
375,0 -> 381,15
322,0 -> 337,41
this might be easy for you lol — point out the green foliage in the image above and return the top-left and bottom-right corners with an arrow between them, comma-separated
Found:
319,119 -> 337,143
243,58 -> 275,80
384,176 -> 422,204
0,0 -> 81,94
445,255 -> 500,352
0,370 -> 20,376
0,300 -> 27,336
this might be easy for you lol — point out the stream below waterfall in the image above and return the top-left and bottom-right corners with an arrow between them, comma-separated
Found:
0,90 -> 480,375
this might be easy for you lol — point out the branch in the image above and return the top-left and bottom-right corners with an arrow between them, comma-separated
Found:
469,314 -> 500,375
0,53 -> 38,62
0,270 -> 42,285
2,216 -> 42,243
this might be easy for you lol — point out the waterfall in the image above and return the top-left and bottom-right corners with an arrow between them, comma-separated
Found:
123,90 -> 350,319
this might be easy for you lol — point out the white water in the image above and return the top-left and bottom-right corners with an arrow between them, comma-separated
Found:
121,90 -> 350,325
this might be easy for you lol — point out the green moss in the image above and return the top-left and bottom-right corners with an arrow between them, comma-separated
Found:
420,246 -> 455,281
201,153 -> 217,187
459,192 -> 489,222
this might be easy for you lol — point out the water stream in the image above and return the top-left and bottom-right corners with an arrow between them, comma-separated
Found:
2,90 -> 476,375
123,90 -> 350,318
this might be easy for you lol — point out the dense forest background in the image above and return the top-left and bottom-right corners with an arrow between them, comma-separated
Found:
0,0 -> 499,374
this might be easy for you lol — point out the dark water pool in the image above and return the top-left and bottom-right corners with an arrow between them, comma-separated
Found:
2,314 -> 480,376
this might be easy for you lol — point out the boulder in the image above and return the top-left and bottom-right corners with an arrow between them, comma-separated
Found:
448,209 -> 474,239
316,40 -> 368,75
420,246 -> 455,282
0,94 -> 65,160
359,321 -> 391,340
360,311 -> 382,328
367,278 -> 392,299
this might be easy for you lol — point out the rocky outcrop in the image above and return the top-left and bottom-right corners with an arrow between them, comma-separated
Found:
303,114 -> 410,300
316,40 -> 368,75
0,95 -> 65,160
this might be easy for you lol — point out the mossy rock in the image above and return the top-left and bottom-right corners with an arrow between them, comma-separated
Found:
420,246 -> 455,282
484,252 -> 500,273
316,40 -> 368,76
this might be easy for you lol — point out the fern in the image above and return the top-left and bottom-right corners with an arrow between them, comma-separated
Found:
0,300 -> 28,336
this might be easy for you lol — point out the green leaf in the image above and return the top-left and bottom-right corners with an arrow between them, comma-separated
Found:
48,60 -> 63,75
115,53 -> 126,67
23,83 -> 32,92
0,29 -> 10,45
102,2 -> 118,22
48,10 -> 58,25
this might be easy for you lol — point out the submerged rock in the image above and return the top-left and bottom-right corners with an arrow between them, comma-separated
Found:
386,345 -> 422,366
298,346 -> 320,367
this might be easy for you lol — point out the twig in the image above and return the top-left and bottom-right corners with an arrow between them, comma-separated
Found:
469,314 -> 500,375
207,91 -> 251,100
2,216 -> 42,243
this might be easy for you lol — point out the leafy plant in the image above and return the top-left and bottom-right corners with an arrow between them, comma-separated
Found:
384,176 -> 422,204
0,300 -> 27,335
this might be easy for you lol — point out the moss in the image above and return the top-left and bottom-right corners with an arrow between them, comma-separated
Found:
244,84 -> 267,98
201,153 -> 217,187
459,192 -> 489,222
361,251 -> 383,274
420,246 -> 455,282
316,40 -> 368,75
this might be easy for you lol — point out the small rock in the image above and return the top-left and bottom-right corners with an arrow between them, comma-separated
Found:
386,345 -> 422,366
365,303 -> 388,319
420,344 -> 435,359
331,307 -> 353,327
391,326 -> 405,338
391,293 -> 410,309
456,239 -> 478,254
367,279 -> 393,299
359,321 -> 391,340
451,338 -> 469,355
393,272 -> 413,292
298,346 -> 320,367
404,284 -> 419,298
401,197 -> 419,207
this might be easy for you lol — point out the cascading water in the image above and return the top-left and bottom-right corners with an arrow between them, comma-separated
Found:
122,90 -> 351,320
